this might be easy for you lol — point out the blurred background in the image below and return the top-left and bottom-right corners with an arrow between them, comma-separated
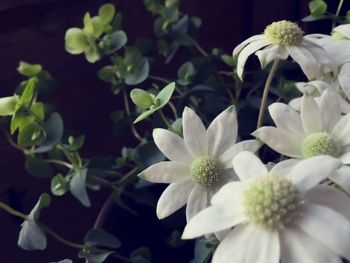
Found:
0,0 -> 342,261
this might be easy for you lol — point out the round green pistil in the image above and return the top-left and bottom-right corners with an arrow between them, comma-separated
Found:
301,132 -> 341,158
243,175 -> 302,230
190,156 -> 220,188
264,20 -> 303,46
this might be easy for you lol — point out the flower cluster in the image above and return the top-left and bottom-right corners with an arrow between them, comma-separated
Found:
139,20 -> 350,262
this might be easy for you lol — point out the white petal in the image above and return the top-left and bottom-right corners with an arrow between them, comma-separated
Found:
331,113 -> 350,146
270,158 -> 301,175
300,94 -> 322,134
245,228 -> 280,263
286,45 -> 320,80
318,89 -> 341,133
339,151 -> 350,164
252,127 -> 303,158
218,139 -> 262,169
237,39 -> 271,79
153,128 -> 192,164
306,185 -> 350,219
268,102 -> 304,138
182,107 -> 208,157
288,97 -> 301,111
232,34 -> 266,56
287,156 -> 341,192
156,181 -> 194,219
280,226 -> 341,263
212,224 -> 254,263
214,228 -> 231,241
207,106 -> 238,156
186,186 -> 209,221
256,45 -> 289,68
232,151 -> 267,181
181,203 -> 245,239
298,203 -> 350,260
333,24 -> 350,39
211,181 -> 245,205
329,165 -> 350,194
339,62 -> 350,100
139,161 -> 190,183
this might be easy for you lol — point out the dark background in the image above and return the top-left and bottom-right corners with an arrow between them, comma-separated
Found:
0,0 -> 342,262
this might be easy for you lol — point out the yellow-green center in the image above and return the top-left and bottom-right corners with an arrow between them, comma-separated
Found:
301,132 -> 341,158
190,156 -> 220,188
264,20 -> 303,46
243,174 -> 302,230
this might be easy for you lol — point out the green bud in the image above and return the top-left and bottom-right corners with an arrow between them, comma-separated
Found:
130,89 -> 154,109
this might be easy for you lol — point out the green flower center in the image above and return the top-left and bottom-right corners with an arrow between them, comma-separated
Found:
301,132 -> 341,158
264,20 -> 303,46
243,175 -> 302,230
190,156 -> 220,188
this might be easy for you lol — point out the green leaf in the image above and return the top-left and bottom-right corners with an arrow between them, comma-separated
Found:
130,89 -> 154,109
30,103 -> 45,121
65,28 -> 89,54
51,174 -> 69,196
221,55 -> 236,67
90,16 -> 104,38
134,142 -> 165,168
170,118 -> 182,136
84,41 -> 101,63
40,112 -> 64,147
18,78 -> 37,109
0,96 -> 18,116
124,60 -> 150,85
99,4 -> 116,25
162,6 -> 179,22
130,247 -> 152,262
70,168 -> 91,207
30,193 -> 51,220
155,82 -> 175,107
84,228 -> 121,249
98,66 -> 116,82
11,112 -> 35,134
25,156 -> 54,178
177,62 -> 195,85
68,135 -> 85,151
309,0 -> 327,17
99,31 -> 127,55
50,260 -> 73,263
78,251 -> 113,263
17,61 -> 42,77
18,122 -> 42,147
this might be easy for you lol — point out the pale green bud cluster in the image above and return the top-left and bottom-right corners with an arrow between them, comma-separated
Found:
243,175 -> 302,230
190,156 -> 220,188
301,132 -> 341,158
264,20 -> 303,46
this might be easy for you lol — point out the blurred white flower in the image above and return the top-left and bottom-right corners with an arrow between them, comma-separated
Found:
139,106 -> 261,221
182,151 -> 350,263
253,89 -> 350,193
232,20 -> 336,80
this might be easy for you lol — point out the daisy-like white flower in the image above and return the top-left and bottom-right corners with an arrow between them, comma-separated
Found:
232,20 -> 336,80
253,89 -> 350,193
289,80 -> 350,114
139,106 -> 261,221
182,151 -> 350,263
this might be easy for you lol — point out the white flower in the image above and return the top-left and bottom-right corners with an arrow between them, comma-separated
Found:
289,80 -> 350,114
139,106 -> 261,221
253,89 -> 350,193
182,151 -> 350,263
232,20 -> 336,80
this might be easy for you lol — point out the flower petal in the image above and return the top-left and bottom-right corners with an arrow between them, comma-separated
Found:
318,89 -> 341,133
183,107 -> 208,157
181,203 -> 245,239
139,161 -> 190,183
153,128 -> 192,164
268,102 -> 304,138
212,225 -> 255,263
186,185 -> 209,221
211,181 -> 245,205
156,180 -> 194,219
286,45 -> 320,80
339,151 -> 350,164
280,226 -> 341,263
339,62 -> 350,100
298,203 -> 350,260
218,139 -> 262,169
328,165 -> 350,194
287,156 -> 342,192
256,45 -> 289,68
331,113 -> 350,146
207,105 -> 238,157
237,39 -> 271,79
252,127 -> 303,158
232,151 -> 268,181
305,185 -> 350,219
300,94 -> 322,134
232,34 -> 266,56
270,158 -> 301,175
245,228 -> 280,263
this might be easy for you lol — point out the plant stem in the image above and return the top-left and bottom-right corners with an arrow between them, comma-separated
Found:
112,167 -> 139,186
149,75 -> 170,84
256,60 -> 280,129
332,0 -> 345,29
159,110 -> 172,128
122,89 -> 143,142
0,201 -> 27,220
45,159 -> 73,169
2,128 -> 24,151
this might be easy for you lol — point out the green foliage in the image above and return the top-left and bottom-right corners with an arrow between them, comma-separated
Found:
17,61 -> 42,77
0,96 -> 18,116
70,168 -> 91,207
25,156 -> 54,178
130,89 -> 155,109
51,174 -> 69,196
177,61 -> 196,85
84,228 -> 121,249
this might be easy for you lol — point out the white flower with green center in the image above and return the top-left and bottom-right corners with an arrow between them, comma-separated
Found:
139,106 -> 261,221
182,151 -> 350,263
252,89 -> 350,194
232,20 -> 336,80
